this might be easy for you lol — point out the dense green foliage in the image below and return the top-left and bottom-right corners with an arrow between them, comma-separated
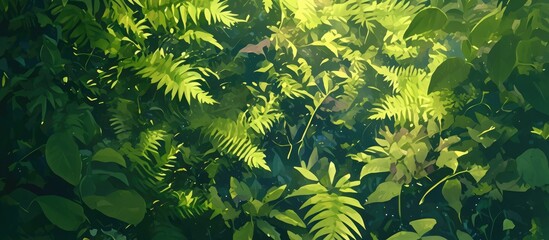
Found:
1,0 -> 549,239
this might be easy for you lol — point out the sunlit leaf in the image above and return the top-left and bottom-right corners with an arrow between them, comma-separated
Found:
263,185 -> 287,203
270,209 -> 306,228
366,181 -> 402,204
92,148 -> 126,167
409,218 -> 437,236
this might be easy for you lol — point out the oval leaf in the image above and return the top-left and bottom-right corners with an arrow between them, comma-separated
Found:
233,221 -> 254,240
404,7 -> 447,38
366,181 -> 402,204
516,148 -> 549,187
487,35 -> 519,85
46,132 -> 82,185
442,179 -> 462,221
429,58 -> 472,93
387,231 -> 421,240
36,195 -> 86,231
410,218 -> 437,236
263,185 -> 287,203
83,189 -> 146,225
270,209 -> 306,228
92,148 -> 126,167
294,167 -> 319,181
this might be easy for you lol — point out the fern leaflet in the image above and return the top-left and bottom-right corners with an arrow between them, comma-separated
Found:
133,49 -> 217,105
207,118 -> 270,171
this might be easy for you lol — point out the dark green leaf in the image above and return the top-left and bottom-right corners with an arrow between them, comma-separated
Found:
46,132 -> 82,185
487,35 -> 519,85
35,195 -> 86,231
404,7 -> 447,38
429,58 -> 472,92
516,148 -> 549,187
83,190 -> 146,225
233,221 -> 254,240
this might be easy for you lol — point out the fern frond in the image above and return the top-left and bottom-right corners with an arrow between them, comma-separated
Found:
247,93 -> 283,136
370,83 -> 454,126
133,49 -> 217,105
207,118 -> 270,171
290,163 -> 365,240
276,74 -> 309,99
135,129 -> 166,159
51,4 -> 110,48
109,99 -> 138,139
305,193 -> 365,240
370,64 -> 427,93
172,190 -> 210,219
143,0 -> 243,30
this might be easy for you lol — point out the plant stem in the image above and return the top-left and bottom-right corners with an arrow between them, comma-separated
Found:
419,170 -> 467,205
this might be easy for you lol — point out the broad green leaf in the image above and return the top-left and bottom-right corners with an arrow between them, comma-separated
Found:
257,220 -> 281,240
515,71 -> 549,116
387,231 -> 420,240
442,179 -> 462,221
503,219 -> 515,231
230,177 -> 253,201
288,183 -> 327,197
404,7 -> 447,38
294,167 -> 319,181
233,221 -> 254,240
328,162 -> 336,185
468,165 -> 489,183
410,218 -> 437,236
287,231 -> 302,240
516,148 -> 549,187
92,148 -> 126,167
366,181 -> 402,204
360,159 -> 391,179
456,230 -> 473,240
263,185 -> 287,203
46,132 -> 82,185
270,209 -> 306,228
429,58 -> 472,93
35,195 -> 86,231
469,11 -> 500,47
83,190 -> 146,225
487,35 -> 519,85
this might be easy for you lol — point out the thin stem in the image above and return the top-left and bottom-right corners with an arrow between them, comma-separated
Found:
296,83 -> 343,155
419,170 -> 468,205
17,144 -> 46,162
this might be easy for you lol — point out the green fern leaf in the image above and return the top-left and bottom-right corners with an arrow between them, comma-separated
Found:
247,93 -> 282,135
133,49 -> 217,105
208,118 -> 270,171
